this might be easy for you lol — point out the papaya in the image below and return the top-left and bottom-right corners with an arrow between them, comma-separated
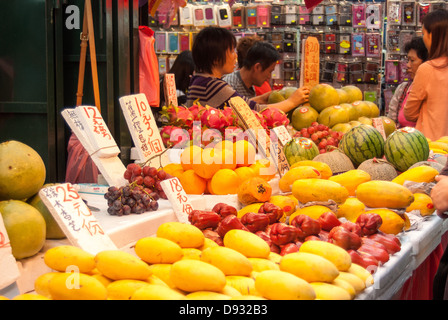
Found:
406,193 -> 435,216
292,179 -> 349,204
329,169 -> 371,196
237,177 -> 272,206
278,166 -> 321,192
392,166 -> 439,185
290,160 -> 333,179
355,180 -> 414,209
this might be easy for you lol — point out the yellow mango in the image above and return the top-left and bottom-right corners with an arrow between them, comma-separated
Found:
131,284 -> 186,300
237,203 -> 264,219
180,248 -> 202,260
363,209 -> 405,235
310,282 -> 351,300
329,169 -> 371,196
94,250 -> 151,281
290,160 -> 333,179
279,252 -> 339,283
225,275 -> 260,296
198,238 -> 219,251
268,251 -> 282,264
221,285 -> 243,298
335,271 -> 365,294
156,222 -> 204,248
200,246 -> 253,276
48,272 -> 107,300
406,193 -> 436,216
186,291 -> 232,300
248,258 -> 280,272
299,240 -> 352,271
43,245 -> 95,273
292,179 -> 349,204
12,293 -> 51,300
147,264 -> 175,288
170,259 -> 226,293
223,229 -> 270,258
231,295 -> 266,300
392,166 -> 439,185
34,272 -> 59,298
0,296 -> 9,300
348,263 -> 374,287
279,166 -> 321,192
106,280 -> 149,300
255,270 -> 316,300
429,141 -> 448,152
332,278 -> 356,299
337,197 -> 366,221
134,236 -> 183,264
91,273 -> 113,288
289,205 -> 335,221
356,180 -> 414,209
146,274 -> 169,287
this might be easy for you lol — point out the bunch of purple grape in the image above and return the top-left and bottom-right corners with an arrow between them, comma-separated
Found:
104,185 -> 160,216
123,163 -> 170,200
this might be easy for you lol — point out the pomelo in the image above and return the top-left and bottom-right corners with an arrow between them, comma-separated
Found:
279,87 -> 298,99
317,105 -> 350,128
341,85 -> 363,103
0,200 -> 46,259
268,91 -> 286,104
352,101 -> 372,118
379,116 -> 397,137
308,84 -> 340,112
291,104 -> 319,130
0,141 -> 46,201
365,101 -> 380,118
336,89 -> 350,104
339,103 -> 359,121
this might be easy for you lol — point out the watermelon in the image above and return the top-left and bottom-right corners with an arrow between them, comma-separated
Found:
384,127 -> 430,172
283,137 -> 319,166
339,124 -> 385,167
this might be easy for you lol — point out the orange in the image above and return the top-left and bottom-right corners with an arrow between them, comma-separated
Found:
191,149 -> 221,180
250,159 -> 277,181
162,163 -> 184,179
206,179 -> 215,195
179,169 -> 207,195
180,145 -> 203,171
234,166 -> 257,183
214,140 -> 234,152
233,140 -> 256,167
210,169 -> 241,195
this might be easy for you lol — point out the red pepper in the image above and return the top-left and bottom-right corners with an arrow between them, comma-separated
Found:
348,250 -> 379,273
202,229 -> 223,246
290,214 -> 321,241
280,243 -> 299,256
358,243 -> 390,264
318,211 -> 341,231
189,210 -> 222,230
269,222 -> 299,246
212,203 -> 237,218
241,212 -> 270,233
328,226 -> 362,250
367,233 -> 401,254
340,221 -> 363,237
356,213 -> 383,236
216,215 -> 248,238
258,202 -> 284,224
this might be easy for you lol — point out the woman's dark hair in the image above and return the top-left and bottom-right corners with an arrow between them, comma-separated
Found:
422,9 -> 448,60
168,50 -> 195,93
192,27 -> 236,74
404,37 -> 429,62
236,35 -> 262,69
242,41 -> 281,71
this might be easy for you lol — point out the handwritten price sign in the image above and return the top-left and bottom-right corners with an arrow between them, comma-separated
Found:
160,178 -> 193,224
300,36 -> 320,88
39,183 -> 117,255
0,215 -> 20,291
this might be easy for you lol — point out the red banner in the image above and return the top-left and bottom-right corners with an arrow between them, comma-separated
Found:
304,0 -> 324,9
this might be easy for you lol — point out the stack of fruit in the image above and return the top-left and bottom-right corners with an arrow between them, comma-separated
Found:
11,221 -> 375,300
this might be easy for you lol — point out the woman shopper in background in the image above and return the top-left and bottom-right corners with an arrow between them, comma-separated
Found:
404,9 -> 448,140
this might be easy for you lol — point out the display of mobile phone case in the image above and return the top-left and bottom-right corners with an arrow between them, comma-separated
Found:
352,3 -> 366,28
246,6 -> 258,28
179,5 -> 193,26
417,3 -> 431,26
178,33 -> 190,52
388,1 -> 402,25
285,5 -> 297,25
167,32 -> 179,54
402,2 -> 416,26
232,6 -> 245,28
193,6 -> 206,27
385,60 -> 400,84
203,5 -> 217,26
366,4 -> 382,29
366,33 -> 381,58
271,5 -> 284,25
216,4 -> 232,28
387,30 -> 401,54
351,33 -> 365,56
155,32 -> 167,54
257,5 -> 270,28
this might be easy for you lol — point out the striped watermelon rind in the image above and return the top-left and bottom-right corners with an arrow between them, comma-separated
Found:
283,137 -> 319,166
384,127 -> 429,172
339,124 -> 385,167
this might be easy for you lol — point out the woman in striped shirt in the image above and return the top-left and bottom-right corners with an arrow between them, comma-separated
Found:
186,27 -> 309,112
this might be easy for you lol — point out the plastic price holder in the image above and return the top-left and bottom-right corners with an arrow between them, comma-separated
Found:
366,3 -> 382,30
299,36 -> 320,89
204,5 -> 216,26
216,4 -> 232,28
352,3 -> 366,28
155,31 -> 167,54
119,93 -> 170,167
160,177 -> 193,224
0,215 -> 20,297
167,32 -> 179,54
229,96 -> 289,177
61,108 -> 127,187
39,183 -> 118,255
179,4 -> 193,26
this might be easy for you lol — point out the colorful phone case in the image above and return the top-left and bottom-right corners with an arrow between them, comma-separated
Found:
352,4 -> 366,28
351,33 -> 365,56
402,2 -> 416,26
232,7 -> 244,28
366,4 -> 382,29
366,33 -> 381,58
388,2 -> 402,25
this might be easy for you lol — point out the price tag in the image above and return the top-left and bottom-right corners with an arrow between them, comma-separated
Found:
272,125 -> 292,146
372,117 -> 386,140
160,178 -> 193,224
163,73 -> 178,108
74,106 -> 121,158
62,109 -> 127,187
39,183 -> 117,255
300,36 -> 320,88
119,93 -> 169,166
0,215 -> 20,291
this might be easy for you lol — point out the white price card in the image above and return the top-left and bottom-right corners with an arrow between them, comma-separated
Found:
160,177 -> 193,224
74,106 -> 121,158
39,183 -> 117,255
0,215 -> 20,291
272,125 -> 292,146
119,93 -> 169,166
